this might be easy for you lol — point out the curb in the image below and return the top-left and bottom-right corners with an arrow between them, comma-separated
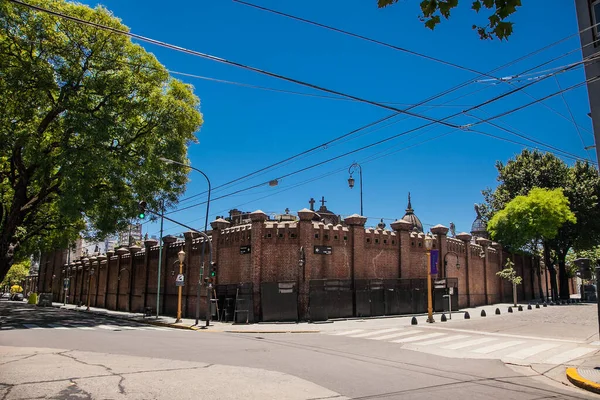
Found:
566,367 -> 600,395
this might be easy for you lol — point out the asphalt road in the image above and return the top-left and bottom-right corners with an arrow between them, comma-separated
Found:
0,301 -> 595,399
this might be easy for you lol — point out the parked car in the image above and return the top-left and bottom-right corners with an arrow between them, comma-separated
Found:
0,293 -> 10,300
9,293 -> 24,301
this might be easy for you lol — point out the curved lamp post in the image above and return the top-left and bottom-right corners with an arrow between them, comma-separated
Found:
347,162 -> 363,216
159,157 -> 212,326
424,233 -> 434,323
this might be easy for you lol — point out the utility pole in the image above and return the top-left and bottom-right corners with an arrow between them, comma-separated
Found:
156,200 -> 164,319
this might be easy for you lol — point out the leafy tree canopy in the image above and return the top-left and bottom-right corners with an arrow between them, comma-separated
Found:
0,0 -> 203,282
1,260 -> 30,287
496,258 -> 522,285
488,188 -> 576,250
377,0 -> 522,40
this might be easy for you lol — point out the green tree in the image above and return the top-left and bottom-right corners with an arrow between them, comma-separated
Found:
1,259 -> 30,288
377,0 -> 522,40
482,150 -> 600,300
496,258 -> 522,306
488,188 -> 576,301
0,0 -> 203,282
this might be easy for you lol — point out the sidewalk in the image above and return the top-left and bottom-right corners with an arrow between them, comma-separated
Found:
567,354 -> 600,395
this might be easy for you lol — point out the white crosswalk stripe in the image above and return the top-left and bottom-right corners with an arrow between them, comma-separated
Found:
442,337 -> 497,350
392,333 -> 445,343
543,347 -> 598,364
505,343 -> 561,360
332,329 -> 364,336
472,340 -> 525,354
351,328 -> 401,338
415,334 -> 470,346
369,330 -> 422,340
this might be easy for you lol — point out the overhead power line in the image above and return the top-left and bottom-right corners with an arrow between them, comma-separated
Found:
9,0 -> 461,129
235,0 -> 597,139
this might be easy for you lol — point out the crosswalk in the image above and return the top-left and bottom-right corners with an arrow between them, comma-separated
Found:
0,321 -> 174,332
322,328 -> 599,365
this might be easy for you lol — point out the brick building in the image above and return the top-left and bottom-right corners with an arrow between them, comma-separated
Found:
36,196 -> 575,322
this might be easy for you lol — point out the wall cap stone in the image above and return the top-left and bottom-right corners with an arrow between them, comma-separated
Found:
431,224 -> 449,235
249,210 -> 268,222
344,214 -> 367,226
144,239 -> 159,248
456,232 -> 472,242
211,218 -> 230,230
476,238 -> 492,247
183,231 -> 200,240
162,235 -> 178,244
297,208 -> 316,221
390,219 -> 413,231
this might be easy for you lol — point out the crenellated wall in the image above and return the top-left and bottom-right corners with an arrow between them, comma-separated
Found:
38,208 -> 569,321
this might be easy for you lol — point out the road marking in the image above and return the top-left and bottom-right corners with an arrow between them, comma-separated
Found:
112,325 -> 138,330
22,324 -> 43,329
442,337 -> 497,350
415,334 -> 470,346
590,341 -> 600,346
418,325 -> 584,344
75,326 -> 95,330
392,333 -> 445,343
332,329 -> 364,336
97,324 -> 122,330
505,343 -> 561,359
544,347 -> 598,364
369,330 -> 422,340
143,326 -> 169,331
472,340 -> 525,354
0,326 -> 14,330
351,328 -> 401,338
48,324 -> 70,330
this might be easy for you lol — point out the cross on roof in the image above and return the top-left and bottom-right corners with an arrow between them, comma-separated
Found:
308,198 -> 315,211
285,208 -> 290,214
320,196 -> 327,207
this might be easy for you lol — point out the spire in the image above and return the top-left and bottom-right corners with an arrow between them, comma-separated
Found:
406,192 -> 413,214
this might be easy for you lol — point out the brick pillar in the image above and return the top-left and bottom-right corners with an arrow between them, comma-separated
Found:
249,210 -> 268,321
105,251 -> 114,307
182,232 -> 198,317
456,232 -> 472,307
96,254 -> 107,306
476,238 -> 491,304
143,239 -> 158,309
431,224 -> 449,278
297,208 -> 315,319
344,214 -> 367,317
115,247 -> 129,311
391,219 -> 412,278
128,245 -> 141,312
161,235 -> 177,315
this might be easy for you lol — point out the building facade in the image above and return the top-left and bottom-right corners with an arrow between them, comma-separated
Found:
37,198 -> 574,322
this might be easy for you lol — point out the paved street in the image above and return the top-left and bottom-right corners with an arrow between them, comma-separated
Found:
1,301 -> 598,399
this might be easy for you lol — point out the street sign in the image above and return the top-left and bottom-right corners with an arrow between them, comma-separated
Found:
240,245 -> 251,255
449,287 -> 454,295
176,274 -> 185,287
314,245 -> 332,255
63,279 -> 70,290
434,279 -> 446,289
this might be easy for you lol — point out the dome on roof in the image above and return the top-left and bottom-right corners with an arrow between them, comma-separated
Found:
401,192 -> 423,233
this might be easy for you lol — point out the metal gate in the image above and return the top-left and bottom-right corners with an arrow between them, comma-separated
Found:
433,278 -> 459,312
261,282 -> 298,322
214,282 -> 254,323
356,279 -> 385,317
309,279 -> 353,321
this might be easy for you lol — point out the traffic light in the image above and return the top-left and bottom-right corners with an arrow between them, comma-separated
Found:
210,262 -> 217,278
138,201 -> 147,219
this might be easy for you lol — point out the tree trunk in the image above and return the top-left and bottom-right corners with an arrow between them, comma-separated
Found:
0,239 -> 16,284
557,259 -> 571,300
543,242 -> 559,301
536,258 -> 545,301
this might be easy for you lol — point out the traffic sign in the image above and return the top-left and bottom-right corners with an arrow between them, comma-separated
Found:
176,274 -> 185,287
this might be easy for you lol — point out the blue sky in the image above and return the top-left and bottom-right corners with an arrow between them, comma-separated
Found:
79,0 -> 595,239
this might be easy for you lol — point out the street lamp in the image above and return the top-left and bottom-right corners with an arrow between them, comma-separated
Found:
424,233 -> 434,323
159,157 -> 212,326
347,162 -> 363,216
175,249 -> 186,323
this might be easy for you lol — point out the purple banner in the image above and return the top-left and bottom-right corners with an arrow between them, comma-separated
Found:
430,250 -> 439,275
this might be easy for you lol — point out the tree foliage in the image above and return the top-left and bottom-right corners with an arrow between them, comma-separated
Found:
1,260 -> 30,287
487,188 -> 576,250
377,0 -> 522,40
496,258 -> 522,285
0,0 -> 203,282
482,150 -> 600,299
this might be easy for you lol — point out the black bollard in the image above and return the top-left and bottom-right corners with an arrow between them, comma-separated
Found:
527,304 -> 532,310
518,305 -> 523,311
411,316 -> 418,325
508,306 -> 513,313
464,312 -> 470,319
543,302 -> 547,307
481,310 -> 487,317
536,304 -> 540,309
441,314 -> 447,322
495,308 -> 501,315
